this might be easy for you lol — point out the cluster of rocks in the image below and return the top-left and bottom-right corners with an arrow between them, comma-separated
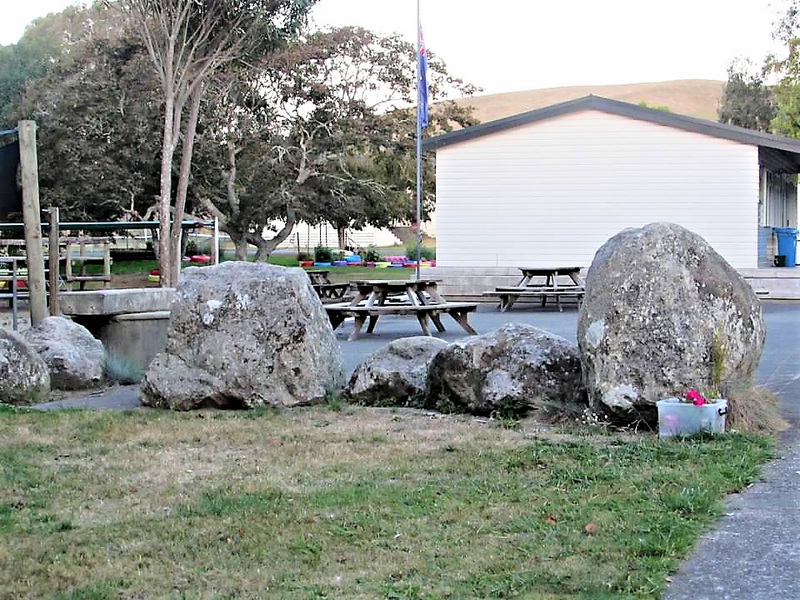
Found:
137,262 -> 584,419
347,324 -> 586,420
136,221 -> 768,426
345,222 -> 765,424
1,316 -> 106,404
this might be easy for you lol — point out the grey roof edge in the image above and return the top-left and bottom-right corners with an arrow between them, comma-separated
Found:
422,94 -> 800,155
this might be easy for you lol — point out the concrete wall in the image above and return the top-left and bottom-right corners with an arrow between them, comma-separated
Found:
434,109 -> 760,269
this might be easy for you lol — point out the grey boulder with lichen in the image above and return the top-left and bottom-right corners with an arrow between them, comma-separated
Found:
425,323 -> 586,418
0,329 -> 50,405
577,222 -> 765,421
140,262 -> 344,410
23,316 -> 105,390
346,337 -> 449,407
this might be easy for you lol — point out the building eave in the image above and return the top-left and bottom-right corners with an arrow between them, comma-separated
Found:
422,95 -> 800,159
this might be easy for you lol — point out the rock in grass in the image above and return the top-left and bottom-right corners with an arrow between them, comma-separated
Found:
23,316 -> 105,390
577,222 -> 765,421
0,329 -> 50,404
141,262 -> 344,410
346,337 -> 448,407
425,323 -> 585,418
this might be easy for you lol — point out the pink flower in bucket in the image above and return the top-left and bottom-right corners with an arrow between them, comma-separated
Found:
684,389 -> 707,406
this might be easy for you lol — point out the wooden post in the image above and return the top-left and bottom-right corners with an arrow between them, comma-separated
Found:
103,243 -> 111,287
79,242 -> 86,291
48,207 -> 60,315
65,243 -> 74,289
18,120 -> 48,326
212,217 -> 220,265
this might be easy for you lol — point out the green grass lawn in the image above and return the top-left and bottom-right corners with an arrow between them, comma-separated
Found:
100,256 -> 414,284
0,405 -> 773,599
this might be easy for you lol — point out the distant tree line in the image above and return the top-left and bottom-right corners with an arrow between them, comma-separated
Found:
0,1 -> 478,283
718,1 -> 800,137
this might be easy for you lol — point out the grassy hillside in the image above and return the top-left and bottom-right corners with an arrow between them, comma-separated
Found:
453,79 -> 725,123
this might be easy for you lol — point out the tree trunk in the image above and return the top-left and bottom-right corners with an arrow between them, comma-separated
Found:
169,86 -> 203,285
252,238 -> 271,262
337,227 -> 347,251
233,237 -> 249,261
157,93 -> 176,286
251,206 -> 298,262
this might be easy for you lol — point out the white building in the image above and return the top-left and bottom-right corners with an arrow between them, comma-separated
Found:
424,95 -> 799,273
272,221 -> 402,252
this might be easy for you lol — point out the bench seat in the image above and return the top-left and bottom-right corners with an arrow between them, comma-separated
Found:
483,289 -> 584,312
325,302 -> 478,340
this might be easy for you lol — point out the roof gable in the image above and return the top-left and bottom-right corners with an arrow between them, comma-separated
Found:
422,95 -> 800,157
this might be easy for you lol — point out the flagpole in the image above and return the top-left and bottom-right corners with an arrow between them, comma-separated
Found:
415,0 -> 422,281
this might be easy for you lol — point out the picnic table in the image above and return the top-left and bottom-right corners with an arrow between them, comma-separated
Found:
483,266 -> 585,312
326,279 -> 478,341
306,270 -> 351,302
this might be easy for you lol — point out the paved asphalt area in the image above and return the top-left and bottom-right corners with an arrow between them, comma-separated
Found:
31,302 -> 800,599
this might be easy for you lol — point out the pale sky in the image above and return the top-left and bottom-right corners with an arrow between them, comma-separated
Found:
1,0 -> 789,95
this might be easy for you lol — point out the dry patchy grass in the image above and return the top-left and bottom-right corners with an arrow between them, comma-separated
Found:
0,404 -> 773,599
725,385 -> 788,434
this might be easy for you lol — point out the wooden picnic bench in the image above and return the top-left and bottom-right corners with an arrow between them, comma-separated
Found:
325,279 -> 478,340
483,266 -> 585,312
305,269 -> 351,302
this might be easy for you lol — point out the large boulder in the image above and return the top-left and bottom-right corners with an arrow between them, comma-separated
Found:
426,323 -> 585,419
0,329 -> 50,404
140,262 -> 345,410
23,317 -> 105,390
346,337 -> 448,407
578,222 -> 765,420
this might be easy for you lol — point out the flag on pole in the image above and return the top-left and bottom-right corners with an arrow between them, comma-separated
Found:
418,25 -> 429,129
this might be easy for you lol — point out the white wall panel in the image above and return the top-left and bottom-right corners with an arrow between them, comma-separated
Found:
434,110 -> 759,268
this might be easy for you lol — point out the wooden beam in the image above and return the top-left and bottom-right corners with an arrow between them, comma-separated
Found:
212,217 -> 220,265
18,120 -> 48,326
48,207 -> 60,315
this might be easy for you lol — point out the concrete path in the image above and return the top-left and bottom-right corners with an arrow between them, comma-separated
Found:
664,302 -> 800,600
28,303 -> 800,599
33,384 -> 141,411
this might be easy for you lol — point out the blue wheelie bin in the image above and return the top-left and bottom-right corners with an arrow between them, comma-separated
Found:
774,227 -> 798,267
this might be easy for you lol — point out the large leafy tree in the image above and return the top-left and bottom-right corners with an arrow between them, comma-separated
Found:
266,27 -> 477,249
0,5 -> 100,126
120,0 -> 316,286
768,0 -> 800,136
192,73 -> 302,260
718,60 -> 776,132
18,29 -> 164,222
195,26 -> 478,260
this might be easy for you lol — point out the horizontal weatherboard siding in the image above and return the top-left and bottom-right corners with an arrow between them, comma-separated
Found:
435,110 -> 759,269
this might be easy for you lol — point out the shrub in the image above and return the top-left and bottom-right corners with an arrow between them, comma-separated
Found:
404,242 -> 436,261
362,246 -> 381,262
314,245 -> 333,262
184,238 -> 212,256
297,251 -> 313,262
194,238 -> 212,255
105,355 -> 143,385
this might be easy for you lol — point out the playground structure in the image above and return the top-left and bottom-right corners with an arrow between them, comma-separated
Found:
0,120 -> 217,370
1,218 -> 217,328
